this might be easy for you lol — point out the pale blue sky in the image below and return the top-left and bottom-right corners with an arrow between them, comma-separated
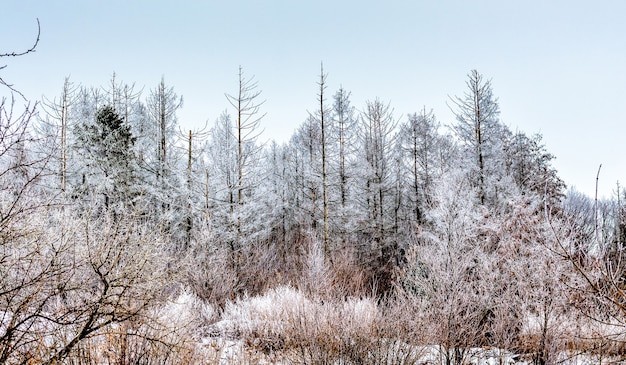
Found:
2,1 -> 625,198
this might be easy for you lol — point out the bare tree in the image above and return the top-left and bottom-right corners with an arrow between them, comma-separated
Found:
41,212 -> 173,365
209,111 -> 239,273
400,108 -> 439,223
357,98 -> 399,293
146,76 -> 183,198
359,99 -> 398,241
0,206 -> 179,364
309,64 -> 332,262
450,70 -> 500,205
179,123 -> 210,249
332,86 -> 357,210
554,189 -> 626,355
407,171 -> 484,365
41,77 -> 79,192
225,66 -> 265,236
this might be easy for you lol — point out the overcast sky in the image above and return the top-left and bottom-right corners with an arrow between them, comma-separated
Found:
2,1 -> 625,199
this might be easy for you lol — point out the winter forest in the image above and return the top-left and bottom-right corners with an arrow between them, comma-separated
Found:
3,29 -> 626,365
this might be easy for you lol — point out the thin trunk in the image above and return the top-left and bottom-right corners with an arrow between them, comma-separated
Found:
205,168 -> 210,222
185,130 -> 193,247
160,80 -> 167,189
237,68 -> 244,239
319,65 -> 330,262
472,78 -> 485,205
595,164 -> 602,248
412,122 -> 420,222
309,122 -> 316,230
60,87 -> 67,192
281,150 -> 287,245
339,122 -> 346,207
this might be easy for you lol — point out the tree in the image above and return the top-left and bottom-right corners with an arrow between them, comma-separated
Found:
503,131 -> 565,210
357,98 -> 399,293
556,188 -> 626,352
329,86 -> 358,249
359,98 -> 398,241
450,70 -> 501,205
101,73 -> 141,120
493,196 -> 573,365
209,111 -> 238,250
41,76 -> 79,192
404,171 -> 486,365
141,77 -> 187,245
75,105 -> 137,214
400,108 -> 439,224
225,66 -> 265,236
0,206 -> 180,364
179,123 -> 210,249
296,114 -> 322,232
310,64 -> 332,262
145,76 -> 183,200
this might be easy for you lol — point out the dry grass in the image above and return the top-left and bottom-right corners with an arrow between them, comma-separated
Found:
212,285 -> 426,364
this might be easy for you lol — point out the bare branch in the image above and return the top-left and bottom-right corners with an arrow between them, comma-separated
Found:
0,18 -> 41,58
0,18 -> 41,99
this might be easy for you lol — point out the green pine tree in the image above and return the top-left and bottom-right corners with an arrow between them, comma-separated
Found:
76,105 -> 137,213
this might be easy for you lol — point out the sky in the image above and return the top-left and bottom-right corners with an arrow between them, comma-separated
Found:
1,1 -> 625,199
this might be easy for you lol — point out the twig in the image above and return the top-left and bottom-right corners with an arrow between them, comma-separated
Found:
0,18 -> 41,58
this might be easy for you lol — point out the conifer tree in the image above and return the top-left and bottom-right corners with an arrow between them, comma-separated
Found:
75,105 -> 137,213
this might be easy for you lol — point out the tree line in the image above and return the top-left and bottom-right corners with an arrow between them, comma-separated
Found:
2,53 -> 626,362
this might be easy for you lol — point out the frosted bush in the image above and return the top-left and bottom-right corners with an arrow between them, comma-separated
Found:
215,284 -> 386,359
158,287 -> 215,329
339,297 -> 379,333
219,286 -> 311,337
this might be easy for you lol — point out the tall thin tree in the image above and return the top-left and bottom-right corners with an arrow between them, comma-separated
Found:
450,70 -> 500,205
42,76 -> 79,192
312,64 -> 332,262
225,66 -> 265,236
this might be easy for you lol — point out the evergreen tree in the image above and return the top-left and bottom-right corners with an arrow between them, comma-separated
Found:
75,105 -> 137,214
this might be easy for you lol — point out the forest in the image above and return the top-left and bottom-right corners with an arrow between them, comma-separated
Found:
2,38 -> 626,364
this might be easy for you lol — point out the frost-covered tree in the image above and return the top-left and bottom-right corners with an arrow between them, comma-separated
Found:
503,131 -> 565,209
140,77 -> 187,244
357,98 -> 400,293
330,86 -> 358,248
209,111 -> 239,265
179,124 -> 211,249
225,66 -> 265,234
40,76 -> 79,192
332,87 -> 356,209
314,65 -> 331,261
405,170 -> 487,365
292,114 -> 321,231
450,70 -> 502,205
358,98 -> 398,240
400,108 -> 439,224
209,112 -> 235,211
75,105 -> 137,215
101,73 -> 142,120
144,76 -> 183,199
